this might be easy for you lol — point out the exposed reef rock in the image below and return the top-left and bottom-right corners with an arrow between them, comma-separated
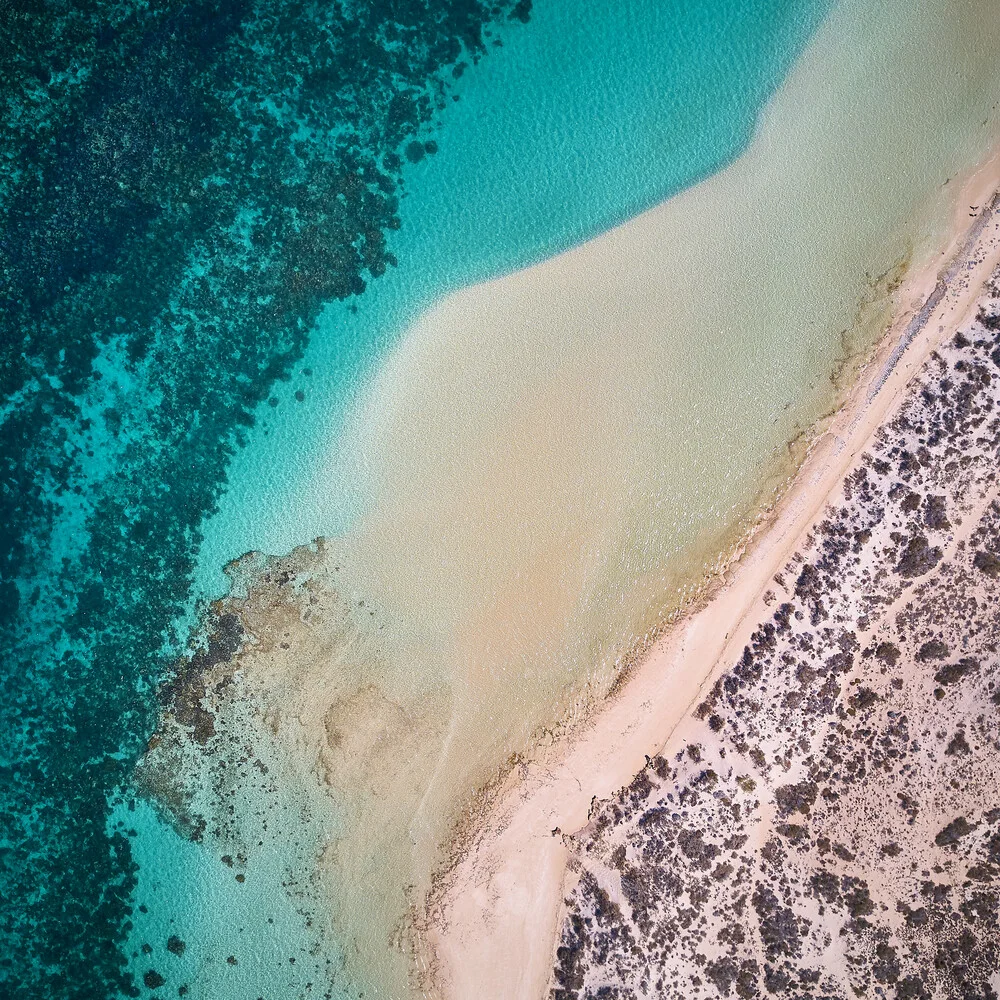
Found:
137,542 -> 337,846
552,274 -> 1000,999
136,541 -> 450,997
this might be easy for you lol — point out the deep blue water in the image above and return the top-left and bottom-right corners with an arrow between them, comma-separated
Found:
0,1 -> 829,997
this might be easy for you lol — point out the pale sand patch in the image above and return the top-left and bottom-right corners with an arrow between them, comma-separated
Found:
421,152 -> 1000,1000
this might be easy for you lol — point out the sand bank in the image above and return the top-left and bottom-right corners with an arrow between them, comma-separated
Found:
316,10 -> 1000,986
421,153 -> 1000,999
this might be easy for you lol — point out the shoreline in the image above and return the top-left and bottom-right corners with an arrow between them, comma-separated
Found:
420,151 -> 1000,1000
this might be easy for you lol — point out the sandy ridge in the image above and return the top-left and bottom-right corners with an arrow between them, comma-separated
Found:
420,152 -> 1000,1000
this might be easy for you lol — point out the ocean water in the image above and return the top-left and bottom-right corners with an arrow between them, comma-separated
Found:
0,3 -> 529,997
5,2 -> 1000,1000
0,2 -> 834,999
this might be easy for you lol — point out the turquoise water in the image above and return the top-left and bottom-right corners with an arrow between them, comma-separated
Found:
200,0 -> 831,589
2,3 -> 532,996
0,1 -> 832,997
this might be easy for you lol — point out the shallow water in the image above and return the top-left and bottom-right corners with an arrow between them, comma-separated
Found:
198,0 -> 830,581
143,2 -> 835,993
5,0 -> 1000,998
325,0 -> 1000,822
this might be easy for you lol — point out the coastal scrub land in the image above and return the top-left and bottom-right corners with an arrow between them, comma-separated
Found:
550,253 -> 1000,995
